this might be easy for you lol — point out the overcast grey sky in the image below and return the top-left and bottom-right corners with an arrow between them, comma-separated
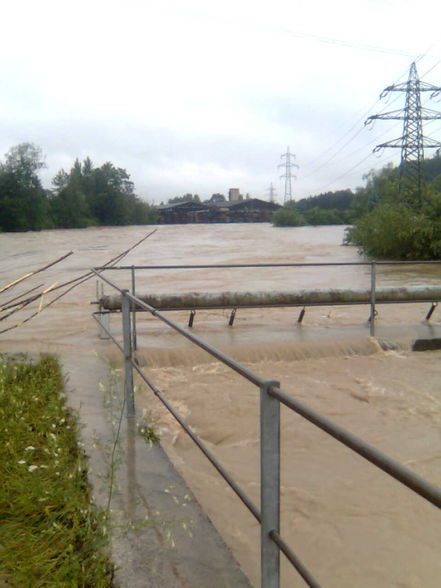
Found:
1,0 -> 440,203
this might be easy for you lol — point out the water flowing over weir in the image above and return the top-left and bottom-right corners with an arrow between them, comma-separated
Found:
1,224 -> 441,587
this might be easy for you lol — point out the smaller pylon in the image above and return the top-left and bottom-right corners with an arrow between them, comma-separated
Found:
267,182 -> 277,203
278,147 -> 298,203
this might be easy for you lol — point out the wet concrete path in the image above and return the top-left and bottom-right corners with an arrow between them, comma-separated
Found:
61,349 -> 252,588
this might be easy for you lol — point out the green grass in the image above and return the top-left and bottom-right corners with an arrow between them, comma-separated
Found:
0,354 -> 114,587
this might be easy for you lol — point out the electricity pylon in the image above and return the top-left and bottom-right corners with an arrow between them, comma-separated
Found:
278,147 -> 298,204
365,61 -> 441,207
267,182 -> 277,203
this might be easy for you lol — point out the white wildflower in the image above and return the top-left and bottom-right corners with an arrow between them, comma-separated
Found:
18,460 -> 26,465
25,446 -> 35,451
28,465 -> 39,472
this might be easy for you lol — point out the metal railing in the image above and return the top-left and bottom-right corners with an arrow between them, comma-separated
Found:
95,260 -> 441,339
92,267 -> 441,588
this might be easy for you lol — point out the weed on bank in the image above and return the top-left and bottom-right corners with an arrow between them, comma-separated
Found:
0,354 -> 114,587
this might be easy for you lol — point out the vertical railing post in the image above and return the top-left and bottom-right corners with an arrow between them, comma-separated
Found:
122,290 -> 135,418
97,280 -> 110,339
131,266 -> 137,351
369,262 -> 376,337
261,380 -> 280,588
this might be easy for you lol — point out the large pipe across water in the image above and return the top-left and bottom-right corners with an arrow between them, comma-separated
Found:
99,286 -> 441,311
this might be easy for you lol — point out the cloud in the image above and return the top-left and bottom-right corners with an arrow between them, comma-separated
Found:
0,0 -> 439,204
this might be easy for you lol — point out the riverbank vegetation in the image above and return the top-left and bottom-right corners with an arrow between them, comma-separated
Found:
345,155 -> 441,259
273,154 -> 441,260
272,189 -> 355,227
0,143 -> 157,231
0,354 -> 114,586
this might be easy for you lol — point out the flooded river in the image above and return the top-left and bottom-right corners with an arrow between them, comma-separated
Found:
1,223 -> 440,587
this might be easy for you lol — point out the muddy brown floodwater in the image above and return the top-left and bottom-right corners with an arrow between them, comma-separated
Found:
1,223 -> 440,587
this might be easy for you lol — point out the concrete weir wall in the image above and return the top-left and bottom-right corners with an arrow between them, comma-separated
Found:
100,286 -> 441,311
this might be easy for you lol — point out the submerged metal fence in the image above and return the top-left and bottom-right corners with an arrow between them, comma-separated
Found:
92,264 -> 441,588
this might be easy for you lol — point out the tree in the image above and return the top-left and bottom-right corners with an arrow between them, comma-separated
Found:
208,193 -> 226,203
167,193 -> 200,204
50,157 -> 157,228
3,143 -> 46,187
0,143 -> 49,231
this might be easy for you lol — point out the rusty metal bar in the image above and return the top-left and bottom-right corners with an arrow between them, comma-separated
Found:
425,302 -> 438,321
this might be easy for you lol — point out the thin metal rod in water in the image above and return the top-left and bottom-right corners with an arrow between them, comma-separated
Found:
426,302 -> 437,321
261,380 -> 281,588
121,291 -> 135,418
369,262 -> 376,337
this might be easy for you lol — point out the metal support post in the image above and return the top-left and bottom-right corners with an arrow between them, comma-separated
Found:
97,281 -> 111,339
188,310 -> 196,328
122,290 -> 135,418
131,266 -> 137,351
98,312 -> 111,339
260,380 -> 281,588
369,262 -> 376,337
297,307 -> 306,323
425,302 -> 438,321
228,308 -> 236,326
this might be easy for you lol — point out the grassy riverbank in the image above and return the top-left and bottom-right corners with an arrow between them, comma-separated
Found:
0,354 -> 114,587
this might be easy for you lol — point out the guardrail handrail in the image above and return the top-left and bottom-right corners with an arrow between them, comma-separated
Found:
95,260 -> 441,269
92,267 -> 441,588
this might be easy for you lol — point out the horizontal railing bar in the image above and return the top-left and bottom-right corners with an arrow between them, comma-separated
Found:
270,384 -> 441,510
129,353 -> 262,523
94,260 -> 441,270
269,531 -> 321,588
92,270 -> 269,388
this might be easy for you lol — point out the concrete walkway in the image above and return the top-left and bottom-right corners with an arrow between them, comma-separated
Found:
61,350 -> 252,588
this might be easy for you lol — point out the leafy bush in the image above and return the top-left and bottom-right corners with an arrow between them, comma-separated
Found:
345,202 -> 441,259
272,208 -> 306,227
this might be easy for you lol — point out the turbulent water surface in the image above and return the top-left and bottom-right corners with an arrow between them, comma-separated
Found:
1,223 -> 440,587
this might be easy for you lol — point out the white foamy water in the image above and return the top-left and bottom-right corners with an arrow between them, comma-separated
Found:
1,223 -> 440,587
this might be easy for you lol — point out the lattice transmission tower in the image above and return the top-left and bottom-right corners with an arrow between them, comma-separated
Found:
365,61 -> 441,207
267,182 -> 277,203
278,147 -> 298,203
